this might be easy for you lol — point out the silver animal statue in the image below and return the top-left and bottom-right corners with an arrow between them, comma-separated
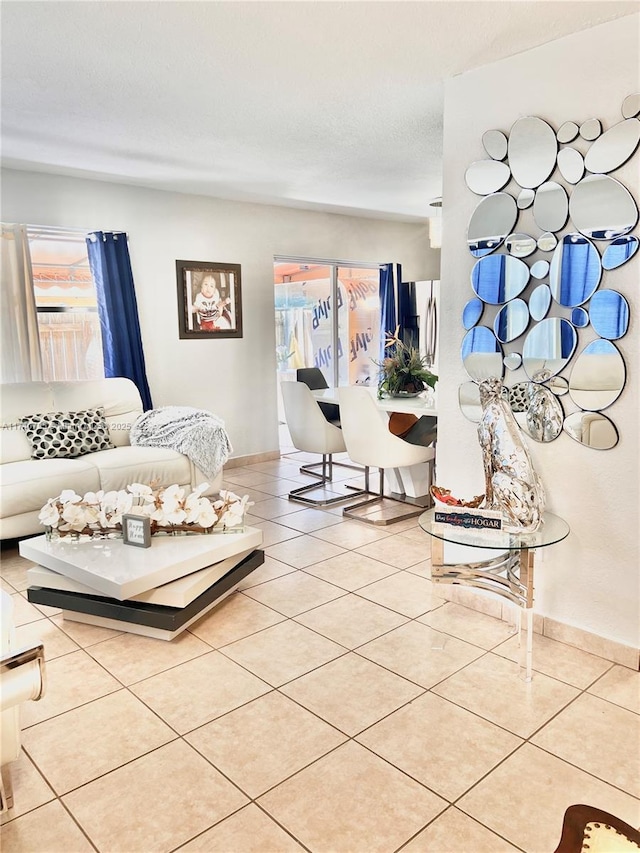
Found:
525,370 -> 564,443
478,377 -> 545,532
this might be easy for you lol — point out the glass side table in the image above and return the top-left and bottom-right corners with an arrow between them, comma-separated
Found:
418,509 -> 570,681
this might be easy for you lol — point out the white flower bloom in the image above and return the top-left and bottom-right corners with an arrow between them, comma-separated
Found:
83,491 -> 104,505
219,507 -> 244,529
61,502 -> 89,531
59,489 -> 82,504
82,504 -> 101,525
127,483 -> 153,497
39,499 -> 61,527
185,497 -> 216,527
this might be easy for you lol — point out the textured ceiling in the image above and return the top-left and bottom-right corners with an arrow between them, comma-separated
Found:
2,1 -> 638,221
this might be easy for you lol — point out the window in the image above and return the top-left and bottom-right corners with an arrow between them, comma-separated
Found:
274,258 -> 381,388
28,227 -> 104,382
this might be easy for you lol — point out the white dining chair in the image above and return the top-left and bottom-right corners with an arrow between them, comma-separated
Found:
281,381 -> 367,506
338,386 -> 436,525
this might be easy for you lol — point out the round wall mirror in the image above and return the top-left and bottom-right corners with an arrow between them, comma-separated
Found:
483,129 -> 508,160
465,160 -> 511,195
622,93 -> 640,119
563,411 -> 618,450
533,181 -> 569,233
569,174 -> 638,241
584,118 -> 640,174
549,234 -> 601,307
461,326 -> 503,381
531,260 -> 549,280
547,375 -> 569,396
522,317 -> 577,379
557,121 -> 579,143
529,284 -> 551,320
557,147 -> 584,184
468,192 -> 518,257
508,116 -> 557,188
462,297 -> 483,329
517,188 -> 535,209
569,339 -> 625,411
571,307 -> 589,328
505,233 -> 537,258
494,299 -> 529,343
589,290 -> 629,340
471,254 -> 530,304
602,235 -> 639,270
537,232 -> 557,252
580,118 -> 602,141
504,352 -> 522,370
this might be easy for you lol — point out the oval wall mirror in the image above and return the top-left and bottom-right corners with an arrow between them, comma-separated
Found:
589,290 -> 629,340
459,381 -> 482,423
537,232 -> 557,252
523,383 -> 564,443
557,147 -> 584,184
580,118 -> 602,140
547,375 -> 569,396
471,254 -> 530,304
483,129 -> 508,160
517,188 -> 535,209
557,121 -> 579,143
571,307 -> 589,328
531,260 -> 549,280
549,234 -> 601,307
468,192 -> 518,257
563,411 -> 618,450
505,232 -> 537,258
504,352 -> 522,370
529,284 -> 551,320
465,160 -> 511,195
569,339 -> 625,411
622,93 -> 640,119
462,297 -> 483,330
461,326 -> 504,381
508,116 -> 557,188
494,299 -> 529,343
602,235 -> 639,270
522,317 -> 577,379
533,181 -> 569,233
569,174 -> 638,241
584,118 -> 640,174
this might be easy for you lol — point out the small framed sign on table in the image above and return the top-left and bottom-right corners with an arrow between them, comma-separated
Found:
122,514 -> 152,548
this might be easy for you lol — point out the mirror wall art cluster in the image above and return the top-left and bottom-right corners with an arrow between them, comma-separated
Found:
460,93 -> 640,450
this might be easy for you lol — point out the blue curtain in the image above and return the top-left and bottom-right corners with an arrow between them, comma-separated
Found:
398,279 -> 418,349
379,263 -> 400,361
86,232 -> 153,410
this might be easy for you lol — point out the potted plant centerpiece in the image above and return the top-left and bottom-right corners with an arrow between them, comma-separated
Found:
376,328 -> 438,398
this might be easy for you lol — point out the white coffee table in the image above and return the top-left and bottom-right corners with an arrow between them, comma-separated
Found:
21,528 -> 264,640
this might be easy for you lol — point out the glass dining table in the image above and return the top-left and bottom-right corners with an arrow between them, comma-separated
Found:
419,508 -> 570,681
312,386 -> 438,416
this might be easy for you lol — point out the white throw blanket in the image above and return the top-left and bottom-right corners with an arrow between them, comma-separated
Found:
130,406 -> 232,479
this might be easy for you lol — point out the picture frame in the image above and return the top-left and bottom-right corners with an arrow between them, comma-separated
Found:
122,513 -> 152,548
176,260 -> 243,339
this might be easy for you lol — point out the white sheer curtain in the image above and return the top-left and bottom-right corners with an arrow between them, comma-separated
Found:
1,224 -> 42,382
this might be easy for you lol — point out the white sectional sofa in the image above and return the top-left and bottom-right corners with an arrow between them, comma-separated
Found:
0,378 -> 223,540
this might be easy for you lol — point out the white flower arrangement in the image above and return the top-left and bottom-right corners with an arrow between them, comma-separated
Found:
39,483 -> 252,538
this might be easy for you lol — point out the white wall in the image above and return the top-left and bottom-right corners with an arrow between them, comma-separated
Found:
1,169 -> 435,458
439,15 -> 639,648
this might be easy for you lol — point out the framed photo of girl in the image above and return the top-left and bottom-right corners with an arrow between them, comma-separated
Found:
176,260 -> 243,339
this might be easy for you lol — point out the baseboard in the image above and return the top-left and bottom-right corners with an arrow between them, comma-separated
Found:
439,584 -> 639,671
225,450 -> 281,469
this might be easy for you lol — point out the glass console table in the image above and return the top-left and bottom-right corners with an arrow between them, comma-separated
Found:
418,509 -> 570,681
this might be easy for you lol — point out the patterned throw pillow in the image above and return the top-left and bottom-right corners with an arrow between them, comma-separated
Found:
19,408 -> 115,459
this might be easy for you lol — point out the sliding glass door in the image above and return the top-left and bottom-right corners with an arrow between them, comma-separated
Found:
274,258 -> 381,390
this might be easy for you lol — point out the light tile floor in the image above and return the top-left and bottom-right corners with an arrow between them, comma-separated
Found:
1,452 -> 639,853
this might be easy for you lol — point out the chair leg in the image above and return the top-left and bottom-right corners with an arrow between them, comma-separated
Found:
0,764 -> 14,813
342,466 -> 428,526
289,455 -> 368,507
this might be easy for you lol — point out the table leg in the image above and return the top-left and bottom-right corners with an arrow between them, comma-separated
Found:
518,548 -> 535,682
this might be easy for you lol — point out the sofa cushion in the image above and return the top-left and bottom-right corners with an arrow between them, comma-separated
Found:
20,408 -> 115,460
0,383 -> 55,465
49,379 -> 143,448
88,446 -> 192,492
0,458 -> 101,519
